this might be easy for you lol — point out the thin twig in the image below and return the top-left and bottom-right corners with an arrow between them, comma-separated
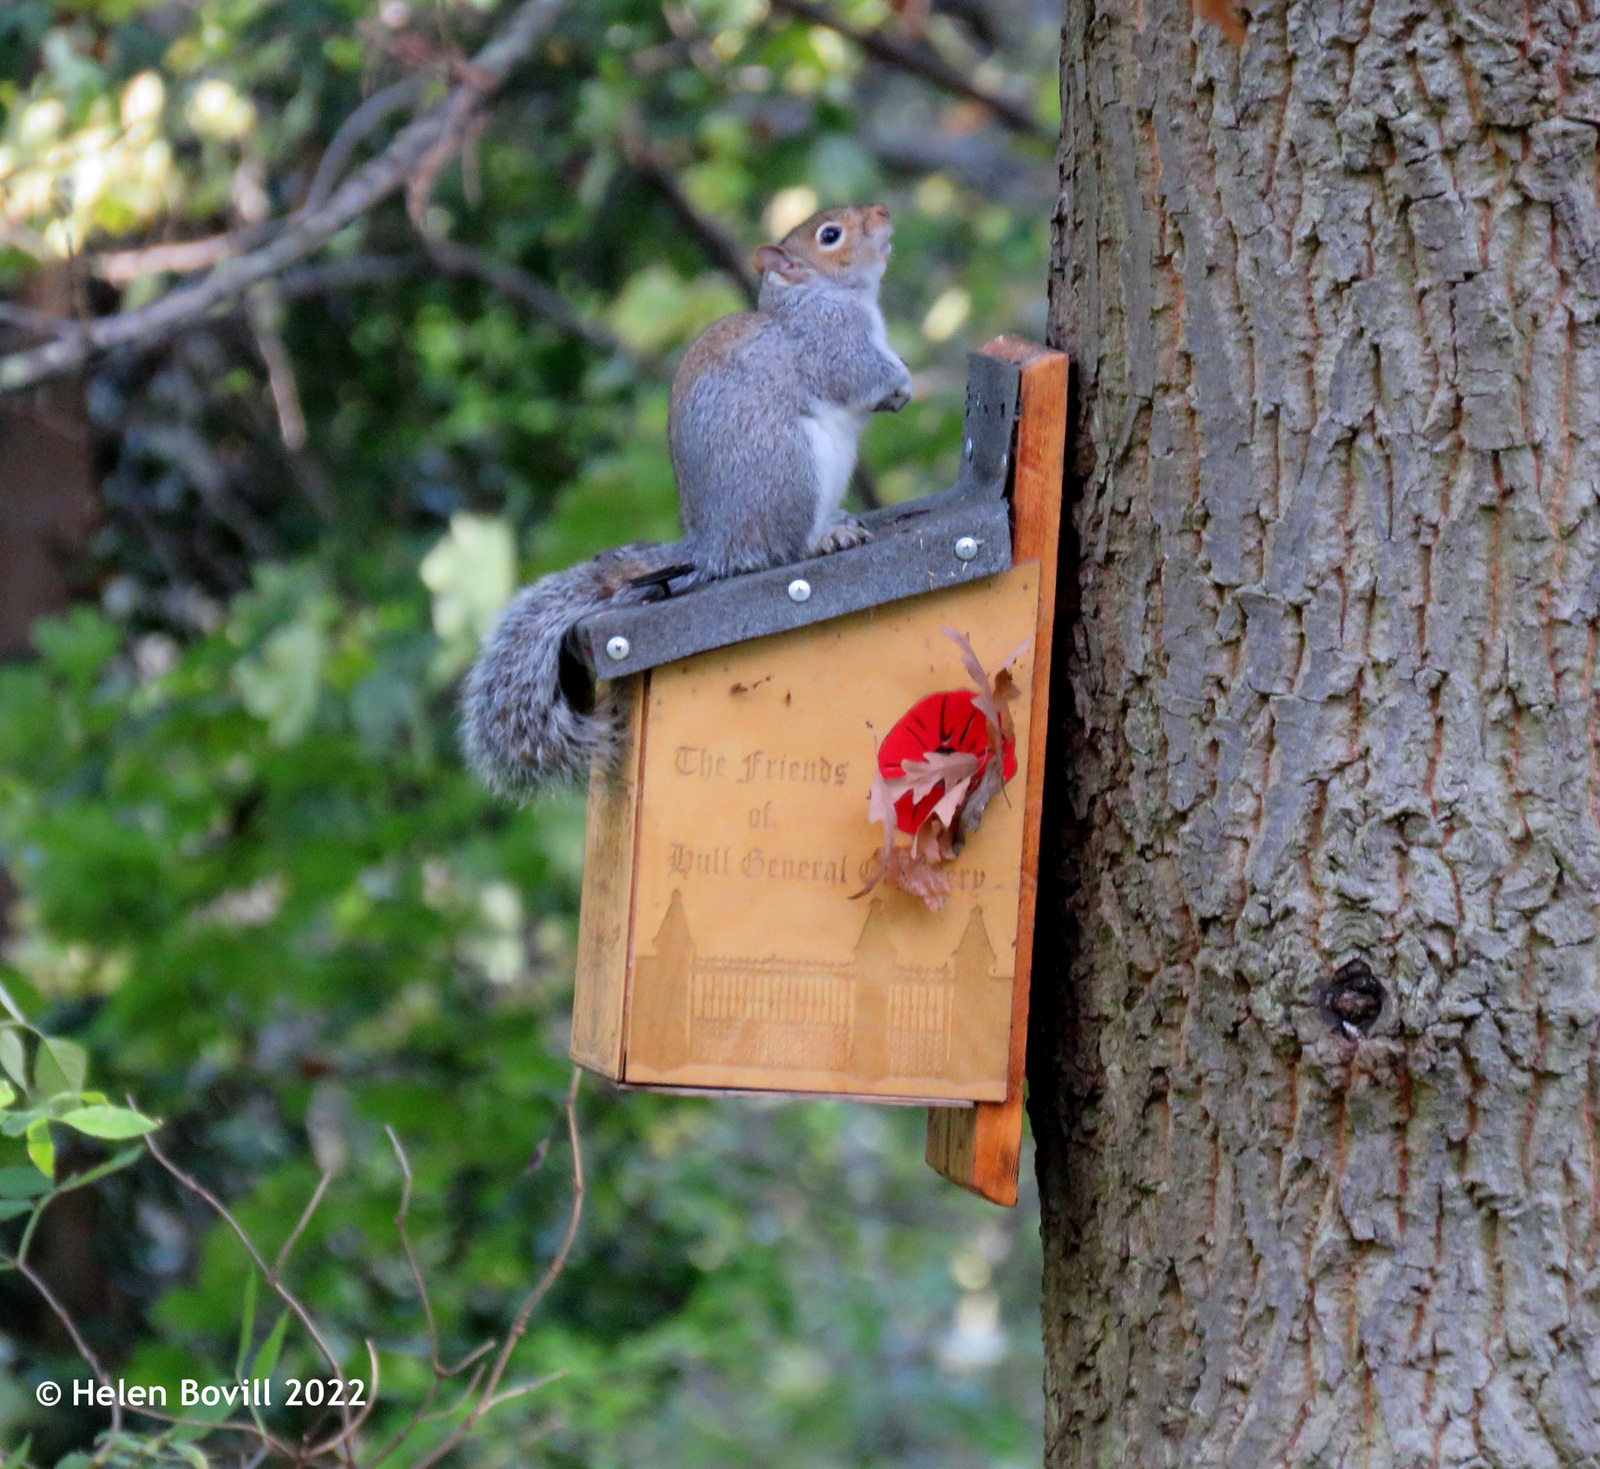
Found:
424,237 -> 669,376
68,247 -> 667,403
5,1252 -> 123,1438
0,301 -> 74,338
768,0 -> 1048,140
283,248 -> 664,379
366,1358 -> 487,1469
362,1380 -> 442,1469
386,1125 -> 444,1371
301,76 -> 426,216
272,1166 -> 336,1276
850,464 -> 884,512
277,256 -> 418,296
406,1069 -> 585,1469
247,284 -> 308,452
93,224 -> 280,287
618,117 -> 758,306
0,0 -> 566,394
479,1369 -> 565,1416
303,1338 -> 382,1459
419,1362 -> 489,1425
143,1132 -> 358,1459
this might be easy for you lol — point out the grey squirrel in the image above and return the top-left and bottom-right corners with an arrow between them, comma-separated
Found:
462,203 -> 914,796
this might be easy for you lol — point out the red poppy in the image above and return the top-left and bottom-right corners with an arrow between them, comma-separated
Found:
877,689 -> 1017,834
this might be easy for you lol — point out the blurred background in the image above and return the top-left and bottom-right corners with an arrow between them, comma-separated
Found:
0,1 -> 1059,1463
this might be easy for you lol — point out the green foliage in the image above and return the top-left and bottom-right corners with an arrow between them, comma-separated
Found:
0,993 -> 156,1190
0,0 -> 1055,1464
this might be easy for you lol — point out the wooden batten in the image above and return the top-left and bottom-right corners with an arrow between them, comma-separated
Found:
924,336 -> 1069,1206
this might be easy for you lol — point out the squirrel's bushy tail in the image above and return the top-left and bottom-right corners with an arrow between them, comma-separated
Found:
462,542 -> 690,798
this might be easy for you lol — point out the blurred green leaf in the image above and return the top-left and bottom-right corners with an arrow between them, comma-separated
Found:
25,1117 -> 54,1179
0,1029 -> 24,1088
57,1104 -> 159,1139
251,1311 -> 289,1381
233,621 -> 324,745
0,1167 -> 50,1198
36,1035 -> 87,1097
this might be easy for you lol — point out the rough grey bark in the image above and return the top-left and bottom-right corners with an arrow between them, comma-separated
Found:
1034,0 -> 1600,1465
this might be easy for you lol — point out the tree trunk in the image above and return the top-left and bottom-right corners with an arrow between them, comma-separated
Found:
1034,1 -> 1600,1465
0,270 -> 95,658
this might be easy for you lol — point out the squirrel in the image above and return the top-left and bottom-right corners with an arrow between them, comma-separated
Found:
462,203 -> 914,796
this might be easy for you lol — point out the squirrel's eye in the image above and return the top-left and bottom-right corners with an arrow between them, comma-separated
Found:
818,224 -> 843,246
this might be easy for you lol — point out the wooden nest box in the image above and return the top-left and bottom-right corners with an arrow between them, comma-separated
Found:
569,338 -> 1067,1205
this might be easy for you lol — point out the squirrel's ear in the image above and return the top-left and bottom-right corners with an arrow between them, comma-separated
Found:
754,244 -> 811,284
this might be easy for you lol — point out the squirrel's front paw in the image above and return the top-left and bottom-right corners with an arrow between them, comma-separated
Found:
811,516 -> 872,555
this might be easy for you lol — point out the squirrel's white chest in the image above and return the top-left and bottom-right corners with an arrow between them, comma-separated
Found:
801,402 -> 863,540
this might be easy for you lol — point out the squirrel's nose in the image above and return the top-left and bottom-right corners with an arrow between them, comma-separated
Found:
867,204 -> 890,224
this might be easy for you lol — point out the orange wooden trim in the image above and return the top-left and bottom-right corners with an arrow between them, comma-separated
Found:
616,671 -> 652,1080
925,334 -> 1068,1205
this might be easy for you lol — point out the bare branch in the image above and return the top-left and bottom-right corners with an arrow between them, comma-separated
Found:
9,242 -> 666,394
93,228 -> 275,288
479,1369 -> 565,1416
851,463 -> 884,511
143,1131 -> 357,1454
407,88 -> 489,230
0,301 -> 72,338
4,1251 -> 123,1439
0,0 -> 566,395
618,118 -> 759,306
768,0 -> 1048,141
276,256 -> 418,296
386,1125 -> 445,1372
303,1338 -> 383,1460
499,1069 -> 586,1348
406,1069 -> 586,1469
247,285 -> 308,452
423,238 -> 670,377
363,1380 -> 443,1469
272,1165 -> 336,1276
301,76 -> 426,216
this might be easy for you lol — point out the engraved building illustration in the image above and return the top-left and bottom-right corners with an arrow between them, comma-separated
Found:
628,893 -> 1012,1086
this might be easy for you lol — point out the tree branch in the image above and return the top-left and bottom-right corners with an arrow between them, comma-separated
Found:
424,238 -> 670,377
0,0 -> 565,395
93,226 -> 277,288
618,118 -> 759,306
405,1069 -> 585,1469
144,1132 -> 358,1427
0,301 -> 73,338
4,1250 -> 124,1439
300,75 -> 426,216
768,0 -> 1047,141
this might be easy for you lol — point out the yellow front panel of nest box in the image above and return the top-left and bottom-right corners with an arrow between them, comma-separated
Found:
620,564 -> 1039,1103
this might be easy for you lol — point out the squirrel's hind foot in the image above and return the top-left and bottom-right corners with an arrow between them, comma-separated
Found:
809,516 -> 872,555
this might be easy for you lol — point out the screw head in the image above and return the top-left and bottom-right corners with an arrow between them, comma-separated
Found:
787,578 -> 812,603
954,536 -> 980,562
605,635 -> 631,661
